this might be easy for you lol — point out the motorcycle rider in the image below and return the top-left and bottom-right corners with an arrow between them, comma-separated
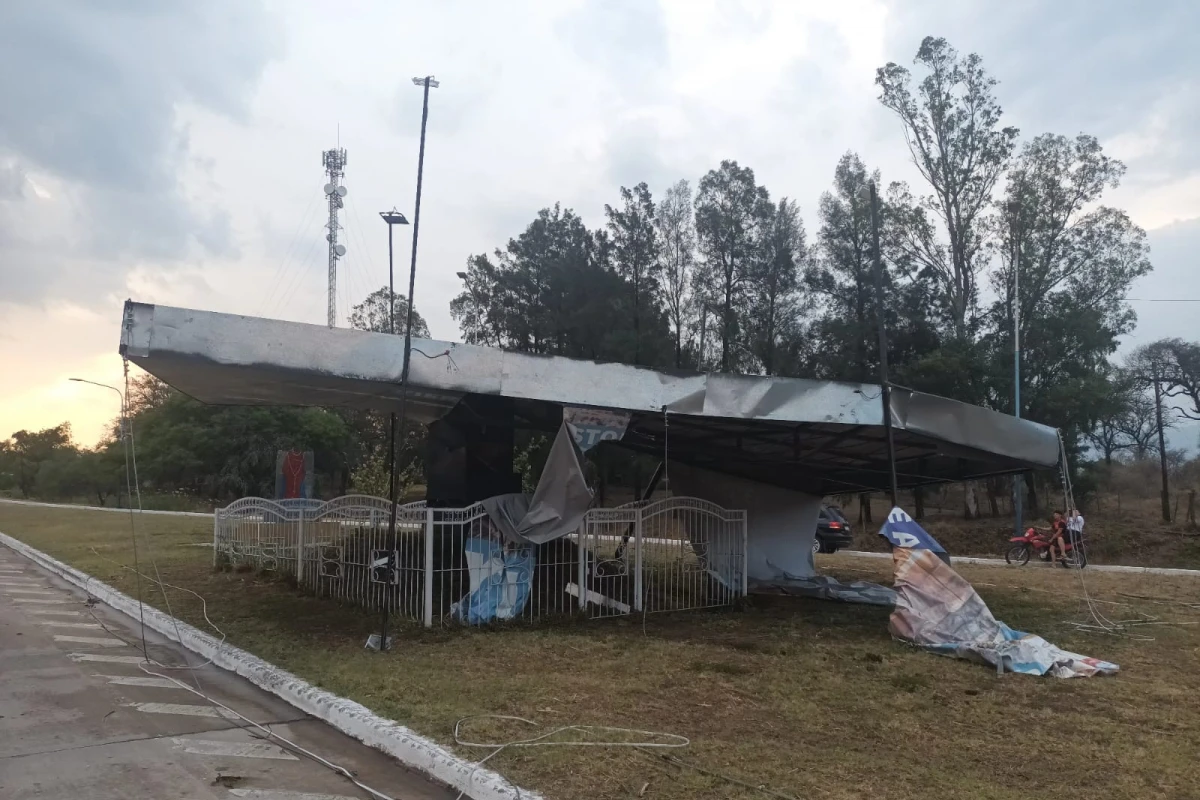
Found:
1047,511 -> 1068,564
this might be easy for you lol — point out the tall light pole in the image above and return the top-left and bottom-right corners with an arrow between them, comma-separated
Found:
365,75 -> 437,653
866,181 -> 899,509
69,377 -> 125,424
380,210 -> 411,336
377,209 -> 409,652
1009,197 -> 1024,537
405,75 -> 438,392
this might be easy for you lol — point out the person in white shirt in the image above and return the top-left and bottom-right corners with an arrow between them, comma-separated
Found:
1067,508 -> 1084,549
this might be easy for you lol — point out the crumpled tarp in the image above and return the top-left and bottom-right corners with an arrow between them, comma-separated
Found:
750,575 -> 897,606
480,421 -> 594,545
889,547 -> 1119,678
450,536 -> 535,624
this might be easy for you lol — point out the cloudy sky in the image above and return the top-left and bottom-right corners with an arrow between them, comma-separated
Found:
2,0 -> 1197,447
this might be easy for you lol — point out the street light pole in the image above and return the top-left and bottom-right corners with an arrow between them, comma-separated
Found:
866,182 -> 899,509
363,75 -> 439,651
404,75 -> 438,392
377,209 -> 410,652
1010,198 -> 1024,538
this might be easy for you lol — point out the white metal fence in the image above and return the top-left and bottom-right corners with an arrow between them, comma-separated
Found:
214,495 -> 746,627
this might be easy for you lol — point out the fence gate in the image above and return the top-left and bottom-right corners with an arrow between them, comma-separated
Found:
215,495 -> 747,627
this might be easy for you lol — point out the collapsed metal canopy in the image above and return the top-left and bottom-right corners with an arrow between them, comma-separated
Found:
118,301 -> 1060,495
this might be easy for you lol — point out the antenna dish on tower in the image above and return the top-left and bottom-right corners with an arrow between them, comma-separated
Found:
337,185 -> 347,197
335,244 -> 347,257
324,183 -> 335,196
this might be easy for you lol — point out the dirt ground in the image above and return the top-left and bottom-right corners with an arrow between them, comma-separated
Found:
1,503 -> 1198,800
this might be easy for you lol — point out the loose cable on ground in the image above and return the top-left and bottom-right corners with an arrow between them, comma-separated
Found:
451,715 -> 798,800
1054,430 -> 1195,641
452,715 -> 689,800
105,358 -> 402,800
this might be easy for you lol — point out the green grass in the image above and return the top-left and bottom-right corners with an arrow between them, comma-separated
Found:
2,503 -> 1199,799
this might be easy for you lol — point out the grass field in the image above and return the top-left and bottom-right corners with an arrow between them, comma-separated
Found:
2,502 -> 1198,800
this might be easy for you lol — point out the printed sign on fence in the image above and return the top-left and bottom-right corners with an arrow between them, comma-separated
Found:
563,407 -> 631,452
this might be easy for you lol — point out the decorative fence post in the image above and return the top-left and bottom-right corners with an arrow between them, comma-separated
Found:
741,515 -> 749,597
577,521 -> 588,611
296,508 -> 307,586
633,513 -> 644,612
212,511 -> 220,568
423,506 -> 435,628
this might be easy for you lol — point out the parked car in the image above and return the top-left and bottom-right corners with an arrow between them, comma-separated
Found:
814,505 -> 853,554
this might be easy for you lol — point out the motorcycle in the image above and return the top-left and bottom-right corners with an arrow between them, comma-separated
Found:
1004,527 -> 1087,568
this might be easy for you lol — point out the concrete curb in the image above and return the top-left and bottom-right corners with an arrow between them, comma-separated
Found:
0,497 -> 211,518
837,549 -> 1200,577
0,531 -> 537,800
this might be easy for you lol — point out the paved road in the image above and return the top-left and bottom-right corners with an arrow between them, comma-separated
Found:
0,547 -> 457,800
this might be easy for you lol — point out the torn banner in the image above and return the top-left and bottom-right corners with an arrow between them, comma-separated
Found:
451,537 -> 535,624
563,407 -> 631,452
480,420 -> 594,546
889,546 -> 1118,678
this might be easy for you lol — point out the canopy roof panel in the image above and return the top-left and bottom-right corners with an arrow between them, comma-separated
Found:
119,301 -> 1060,495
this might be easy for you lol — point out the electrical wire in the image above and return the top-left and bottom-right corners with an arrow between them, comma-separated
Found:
87,547 -> 226,669
270,234 -> 323,320
107,356 -> 403,800
1055,431 -> 1163,641
452,715 -> 689,800
636,747 -> 800,800
258,185 -> 323,317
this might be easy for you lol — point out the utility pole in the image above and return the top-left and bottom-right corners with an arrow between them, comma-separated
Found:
1154,377 -> 1171,521
375,208 -> 410,653
400,76 -> 438,393
867,181 -> 899,508
1009,198 -> 1024,537
322,148 -> 349,327
370,75 -> 437,651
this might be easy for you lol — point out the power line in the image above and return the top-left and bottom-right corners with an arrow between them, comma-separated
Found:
1127,298 -> 1200,302
257,185 -> 323,316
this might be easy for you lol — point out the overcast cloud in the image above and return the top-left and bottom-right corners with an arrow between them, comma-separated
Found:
1,0 -> 1197,447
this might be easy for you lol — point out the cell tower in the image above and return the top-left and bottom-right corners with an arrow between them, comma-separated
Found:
322,147 -> 348,328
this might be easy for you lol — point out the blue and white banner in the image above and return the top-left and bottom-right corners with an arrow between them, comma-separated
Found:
563,407 -> 631,453
878,507 -> 946,553
451,537 -> 535,624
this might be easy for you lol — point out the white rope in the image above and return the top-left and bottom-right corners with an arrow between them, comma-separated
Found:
1056,430 -> 1157,640
452,715 -> 688,800
101,361 -> 404,800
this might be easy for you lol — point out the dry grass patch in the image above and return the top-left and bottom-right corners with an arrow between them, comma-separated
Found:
2,504 -> 1198,800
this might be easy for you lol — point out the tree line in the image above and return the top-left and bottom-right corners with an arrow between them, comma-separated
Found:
0,37 -> 1174,516
450,36 -> 1152,515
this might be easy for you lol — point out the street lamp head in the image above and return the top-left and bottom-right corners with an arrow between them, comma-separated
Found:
379,208 -> 409,225
456,271 -> 468,280
412,76 -> 440,88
